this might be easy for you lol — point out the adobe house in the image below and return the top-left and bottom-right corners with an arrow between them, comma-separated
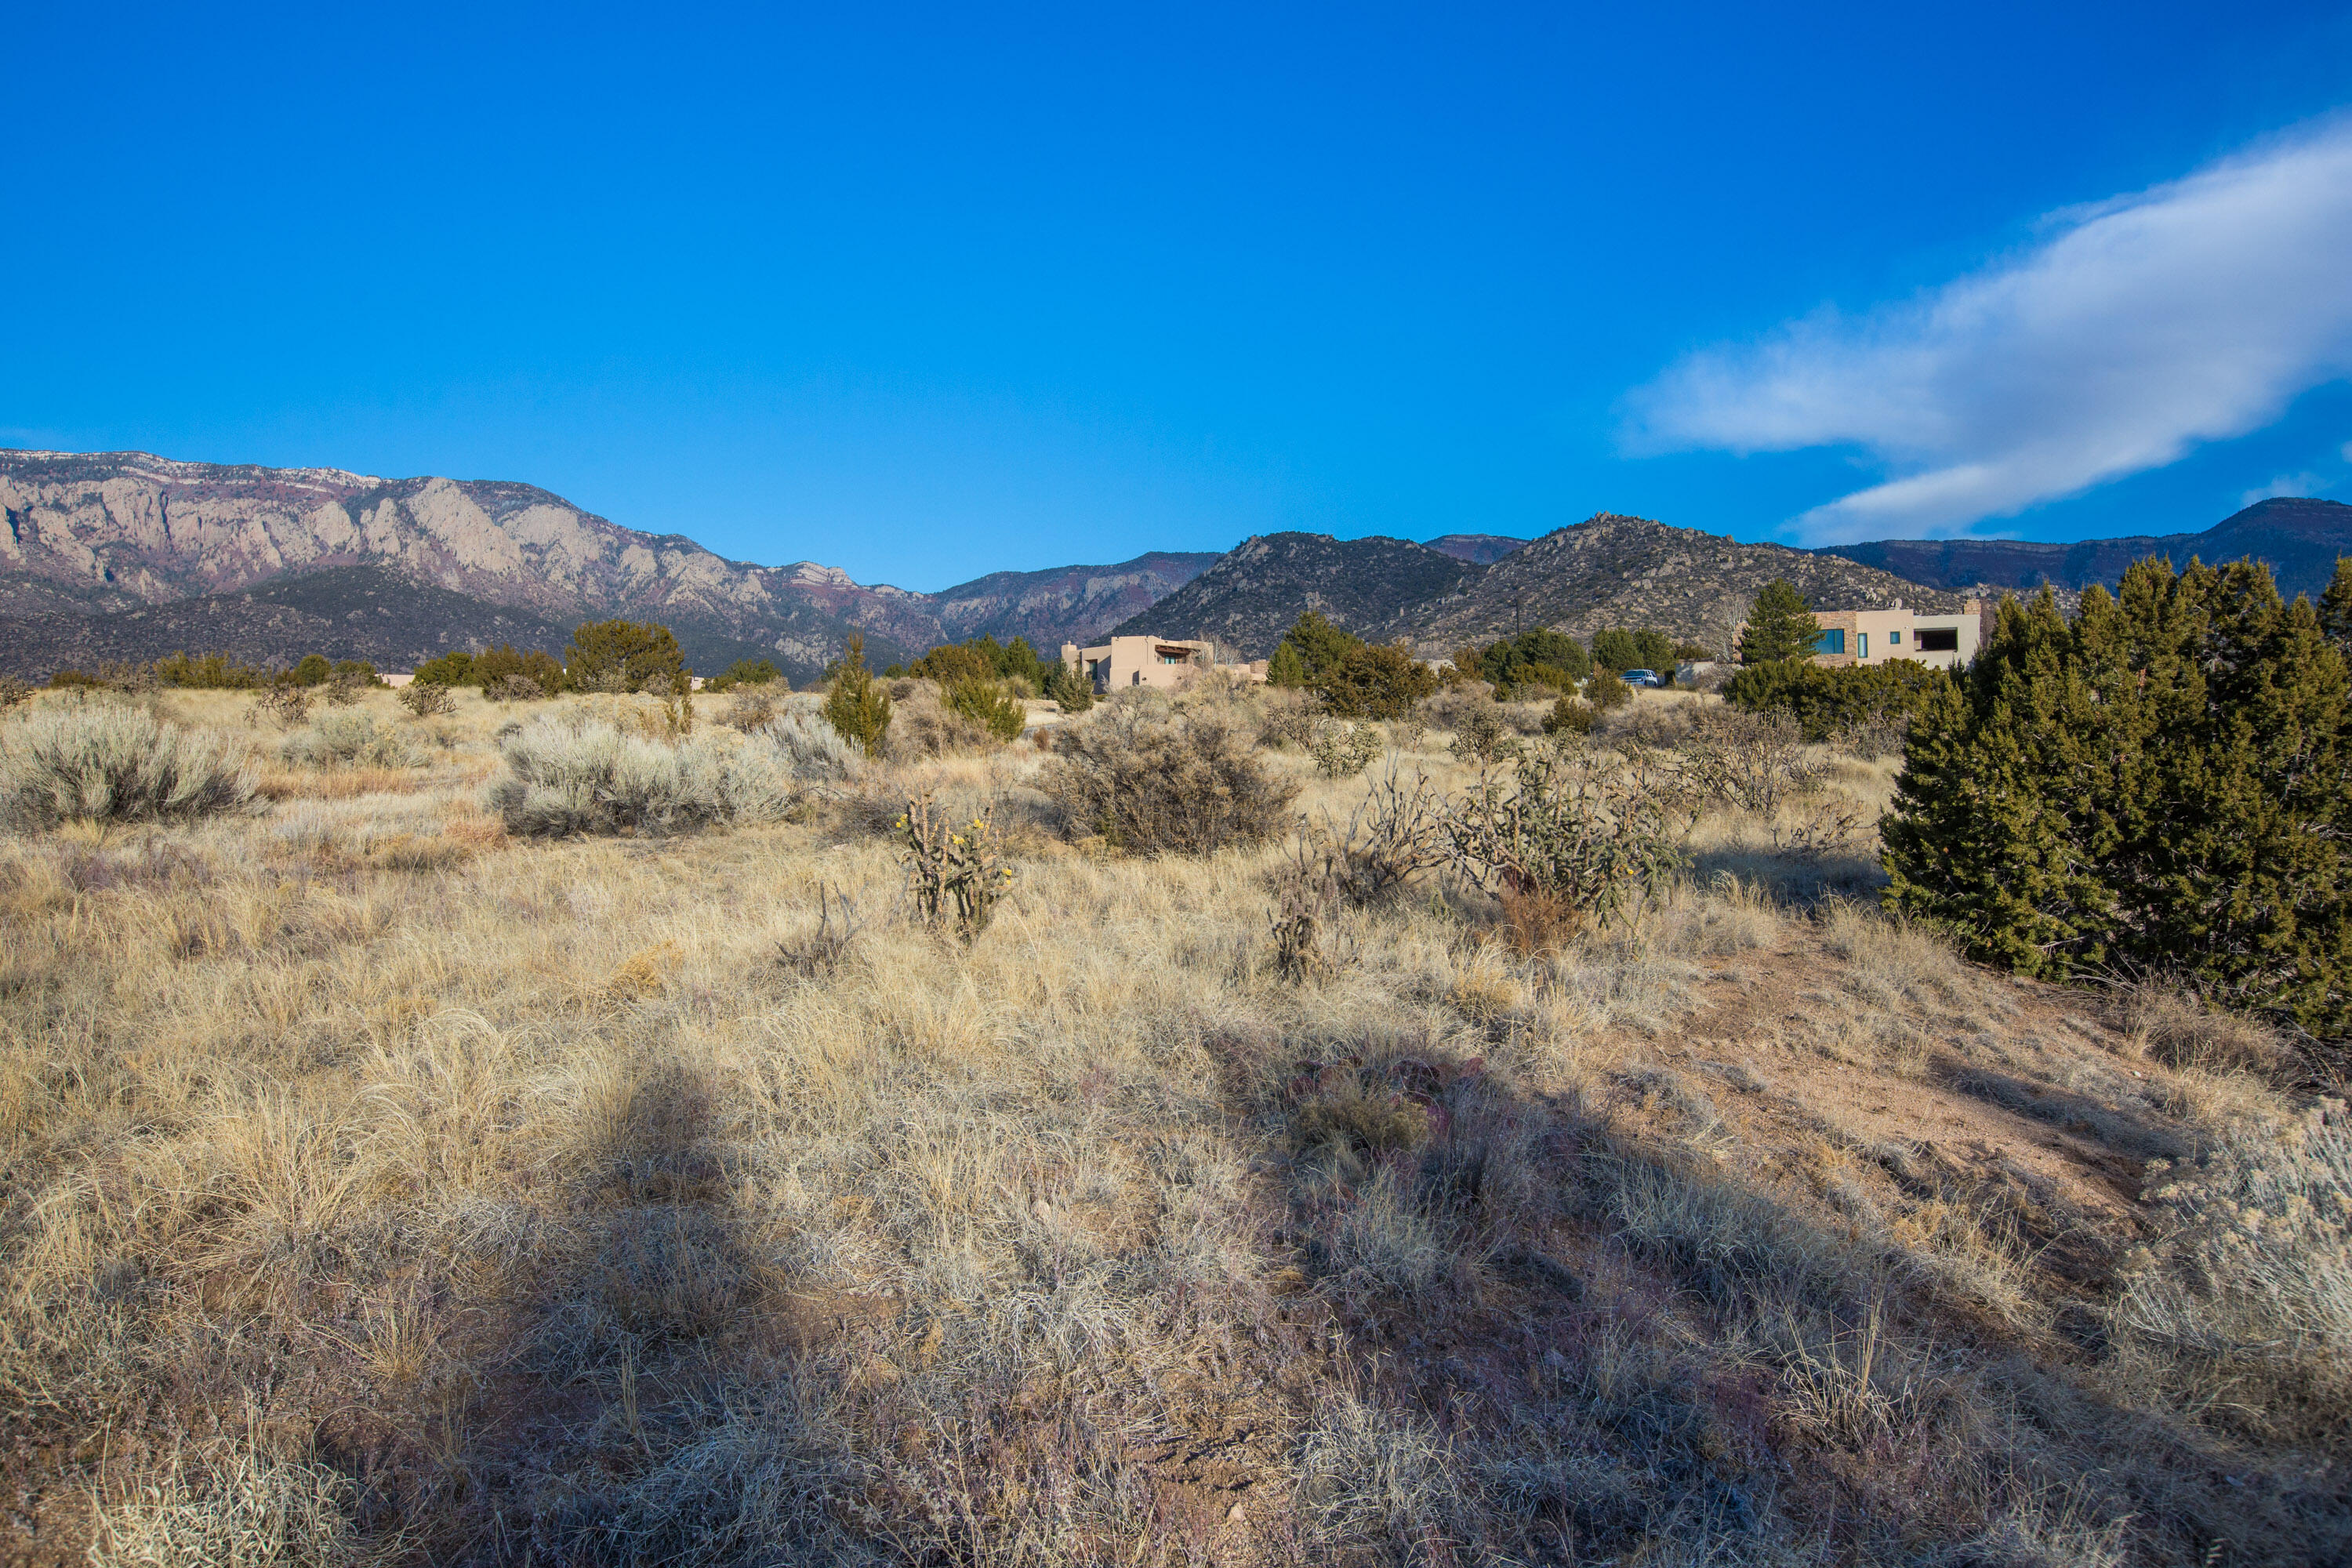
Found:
1061,635 -> 1270,693
1806,598 -> 1988,670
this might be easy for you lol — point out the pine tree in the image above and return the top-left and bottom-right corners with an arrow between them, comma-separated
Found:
1738,579 -> 1822,664
822,635 -> 893,757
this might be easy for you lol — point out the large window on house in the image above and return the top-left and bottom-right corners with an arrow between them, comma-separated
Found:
1815,629 -> 1846,655
1916,627 -> 1959,652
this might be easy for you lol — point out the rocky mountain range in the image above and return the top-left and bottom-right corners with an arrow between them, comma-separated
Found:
1403,514 -> 1968,657
0,566 -> 592,679
5,448 -> 2346,681
1423,533 -> 1531,565
1105,533 -> 1475,656
1816,496 -> 2352,601
0,452 -> 1216,681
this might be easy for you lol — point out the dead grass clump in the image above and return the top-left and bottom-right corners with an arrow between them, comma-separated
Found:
254,766 -> 433,801
88,1436 -> 372,1568
2115,1098 -> 2352,1450
0,703 -> 256,829
1043,695 -> 1297,855
2111,980 -> 2297,1080
1289,1057 -> 1436,1160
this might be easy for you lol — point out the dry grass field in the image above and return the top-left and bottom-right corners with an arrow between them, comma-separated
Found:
0,681 -> 2344,1566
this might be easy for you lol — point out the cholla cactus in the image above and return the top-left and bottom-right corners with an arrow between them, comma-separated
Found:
898,791 -> 1016,940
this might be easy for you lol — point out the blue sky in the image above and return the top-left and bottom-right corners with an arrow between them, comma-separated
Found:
6,2 -> 2351,590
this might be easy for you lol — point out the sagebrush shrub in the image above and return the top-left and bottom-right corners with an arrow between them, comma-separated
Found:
1,705 -> 256,828
885,682 -> 997,760
751,703 -> 866,782
1044,696 -> 1298,855
280,711 -> 426,769
486,718 -> 800,837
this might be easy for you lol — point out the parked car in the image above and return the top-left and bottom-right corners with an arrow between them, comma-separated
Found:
1621,668 -> 1668,688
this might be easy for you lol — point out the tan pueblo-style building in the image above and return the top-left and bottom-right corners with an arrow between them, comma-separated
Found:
1803,598 -> 1991,670
1062,636 -> 1271,693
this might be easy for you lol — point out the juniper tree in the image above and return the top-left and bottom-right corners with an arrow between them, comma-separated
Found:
1738,579 -> 1821,664
822,634 -> 894,757
1883,562 -> 2352,1036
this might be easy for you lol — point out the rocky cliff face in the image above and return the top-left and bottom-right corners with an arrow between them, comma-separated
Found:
0,452 -> 1214,679
1423,532 -> 1530,565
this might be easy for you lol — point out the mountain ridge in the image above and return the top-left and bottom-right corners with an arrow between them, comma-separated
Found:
0,451 -> 1220,680
7,448 -> 2348,681
1814,497 -> 2352,600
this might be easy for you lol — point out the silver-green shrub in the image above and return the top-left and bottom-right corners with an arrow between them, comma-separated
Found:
0,705 -> 256,829
752,703 -> 866,783
279,710 -> 426,769
486,717 -> 807,837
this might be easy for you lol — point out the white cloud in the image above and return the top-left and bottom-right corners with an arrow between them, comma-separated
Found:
1624,118 -> 2352,543
2240,472 -> 2322,508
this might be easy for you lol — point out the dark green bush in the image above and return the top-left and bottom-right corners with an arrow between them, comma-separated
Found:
155,651 -> 268,689
1323,643 -> 1437,719
945,676 -> 1025,743
1724,659 -> 1947,742
1884,561 -> 2352,1036
1544,697 -> 1595,735
566,620 -> 686,694
1584,668 -> 1630,712
1473,629 -> 1590,692
1590,627 -> 1677,674
822,635 -> 892,757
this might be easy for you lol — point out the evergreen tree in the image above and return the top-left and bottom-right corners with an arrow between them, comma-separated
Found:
1265,641 -> 1311,688
1276,611 -> 1360,686
1322,643 -> 1437,718
1738,580 -> 1822,664
567,619 -> 687,693
1882,564 -> 2352,1035
822,634 -> 894,757
2320,556 -> 2352,656
1589,628 -> 1639,673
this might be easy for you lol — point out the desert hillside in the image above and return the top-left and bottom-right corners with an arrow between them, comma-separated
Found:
1400,514 -> 1969,655
0,674 -> 2339,1566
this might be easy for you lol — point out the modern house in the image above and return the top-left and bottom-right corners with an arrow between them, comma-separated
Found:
1061,635 -> 1270,693
1806,598 -> 1989,670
